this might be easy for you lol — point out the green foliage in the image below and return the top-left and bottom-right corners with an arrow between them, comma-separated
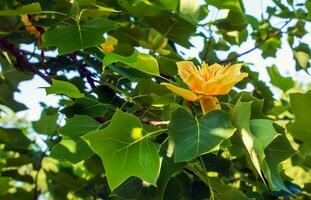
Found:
169,107 -> 236,162
267,65 -> 295,92
0,0 -> 310,199
46,79 -> 85,98
43,17 -> 119,55
83,110 -> 163,190
103,51 -> 160,76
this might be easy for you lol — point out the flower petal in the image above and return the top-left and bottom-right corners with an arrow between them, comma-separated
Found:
203,72 -> 248,95
177,61 -> 203,81
223,63 -> 243,75
177,61 -> 205,94
161,83 -> 199,101
199,96 -> 221,114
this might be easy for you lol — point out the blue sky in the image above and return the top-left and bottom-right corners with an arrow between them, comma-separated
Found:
13,0 -> 311,121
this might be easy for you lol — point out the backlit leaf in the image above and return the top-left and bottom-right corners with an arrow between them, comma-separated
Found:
169,107 -> 236,162
83,110 -> 163,190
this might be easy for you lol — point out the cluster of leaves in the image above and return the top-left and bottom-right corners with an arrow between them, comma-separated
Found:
0,0 -> 310,199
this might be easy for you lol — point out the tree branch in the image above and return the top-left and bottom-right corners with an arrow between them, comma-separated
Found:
70,53 -> 97,89
0,38 -> 52,84
219,19 -> 292,64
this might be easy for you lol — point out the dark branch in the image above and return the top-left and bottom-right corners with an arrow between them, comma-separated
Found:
219,19 -> 292,64
70,53 -> 97,89
0,38 -> 52,84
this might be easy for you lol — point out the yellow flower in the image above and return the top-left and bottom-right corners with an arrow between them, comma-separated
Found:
100,36 -> 118,52
161,61 -> 248,114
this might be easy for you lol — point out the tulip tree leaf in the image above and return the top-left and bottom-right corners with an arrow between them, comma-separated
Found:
267,65 -> 295,92
207,0 -> 247,31
0,3 -> 42,16
83,110 -> 163,190
210,178 -> 251,200
50,137 -> 94,164
45,79 -> 84,98
179,0 -> 202,24
263,135 -> 296,192
112,140 -> 185,200
293,43 -> 310,70
206,0 -> 243,12
43,17 -> 119,55
288,91 -> 311,154
0,177 -> 11,195
103,51 -> 160,76
230,99 -> 287,191
58,115 -> 101,137
32,108 -> 58,135
60,97 -> 108,118
144,11 -> 196,47
168,107 -> 236,162
0,128 -> 31,150
51,115 -> 100,164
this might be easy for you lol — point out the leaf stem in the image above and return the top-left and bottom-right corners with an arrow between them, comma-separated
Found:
199,156 -> 214,200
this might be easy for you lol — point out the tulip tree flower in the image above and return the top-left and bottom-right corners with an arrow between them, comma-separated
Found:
100,35 -> 118,52
161,61 -> 248,114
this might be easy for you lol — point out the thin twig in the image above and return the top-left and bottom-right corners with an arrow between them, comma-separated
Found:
142,119 -> 170,126
219,19 -> 292,64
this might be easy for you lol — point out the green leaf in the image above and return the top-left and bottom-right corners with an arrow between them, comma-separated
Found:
43,17 -> 119,55
179,0 -> 202,24
267,65 -> 295,92
32,108 -> 58,135
230,99 -> 279,183
45,79 -> 84,98
0,128 -> 31,150
50,137 -> 93,164
80,5 -> 119,19
60,97 -> 108,118
207,0 -> 246,31
0,56 -> 32,111
144,11 -> 196,47
260,37 -> 282,58
83,110 -> 163,190
263,135 -> 296,192
134,79 -> 174,107
293,43 -> 311,70
51,115 -> 100,164
187,163 -> 251,200
206,0 -> 243,12
58,115 -> 101,137
288,90 -> 311,154
112,139 -> 185,200
210,178 -> 251,200
294,51 -> 310,70
0,177 -> 11,195
168,107 -> 236,162
103,51 -> 160,76
0,3 -> 42,16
